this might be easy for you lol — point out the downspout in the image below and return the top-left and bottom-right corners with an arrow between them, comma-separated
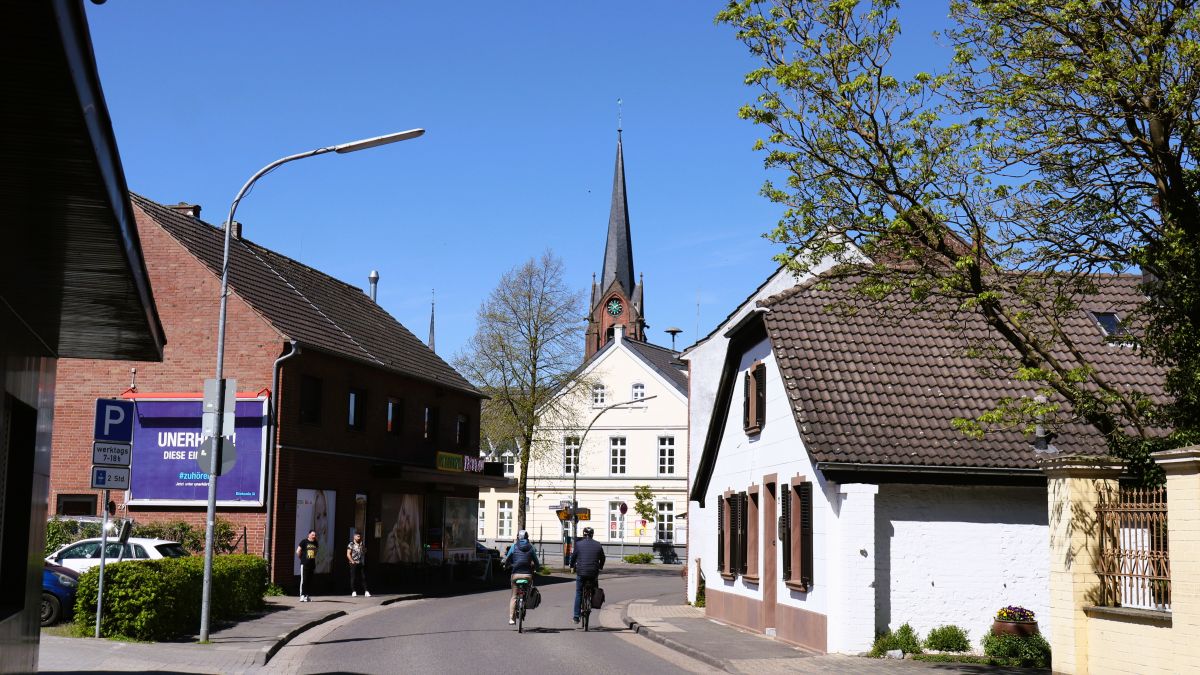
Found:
263,340 -> 300,575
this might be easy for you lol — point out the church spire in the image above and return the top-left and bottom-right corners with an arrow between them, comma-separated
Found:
428,288 -> 436,353
599,131 -> 635,297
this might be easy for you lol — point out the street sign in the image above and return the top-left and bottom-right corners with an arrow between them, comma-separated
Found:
91,466 -> 131,490
94,399 -> 135,443
575,508 -> 591,521
556,509 -> 569,521
619,502 -> 628,515
202,378 -> 236,439
92,441 -> 132,467
197,436 -> 237,476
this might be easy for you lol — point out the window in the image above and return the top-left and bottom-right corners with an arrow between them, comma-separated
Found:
563,436 -> 580,475
719,491 -> 748,579
781,479 -> 815,591
502,452 -> 516,476
456,414 -> 469,448
743,362 -> 766,434
745,488 -> 760,582
1091,311 -> 1131,343
610,437 -> 627,475
657,502 -> 675,542
386,398 -> 403,435
348,389 -> 365,429
498,500 -> 513,538
658,436 -> 675,475
609,501 -> 625,540
478,500 -> 486,537
299,375 -> 323,425
424,406 -> 440,441
56,494 -> 97,516
592,383 -> 606,405
632,382 -> 645,401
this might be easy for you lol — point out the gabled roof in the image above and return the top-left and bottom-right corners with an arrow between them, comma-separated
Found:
131,194 -> 481,397
691,268 -> 1165,500
624,338 -> 688,395
599,132 -> 635,299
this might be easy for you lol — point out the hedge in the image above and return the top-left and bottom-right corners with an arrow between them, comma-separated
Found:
74,554 -> 267,640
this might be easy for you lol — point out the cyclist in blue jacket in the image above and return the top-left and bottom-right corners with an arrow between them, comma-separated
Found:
503,530 -> 539,624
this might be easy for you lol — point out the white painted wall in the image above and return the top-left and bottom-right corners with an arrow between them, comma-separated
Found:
873,484 -> 1050,644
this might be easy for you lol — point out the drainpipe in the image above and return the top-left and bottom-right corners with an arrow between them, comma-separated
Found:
263,340 -> 300,575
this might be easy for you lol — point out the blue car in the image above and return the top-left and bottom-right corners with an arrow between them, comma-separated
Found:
42,562 -> 79,626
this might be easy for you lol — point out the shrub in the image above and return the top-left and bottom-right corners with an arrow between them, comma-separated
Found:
623,552 -> 654,564
869,623 -> 923,657
694,573 -> 706,608
74,554 -> 267,640
982,631 -> 1052,668
133,518 -> 238,555
44,517 -> 102,556
924,625 -> 970,652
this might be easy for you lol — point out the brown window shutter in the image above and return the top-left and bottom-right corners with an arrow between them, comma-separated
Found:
799,481 -> 814,587
780,487 -> 792,581
737,492 -> 749,575
717,496 -> 725,573
754,363 -> 766,429
742,371 -> 752,431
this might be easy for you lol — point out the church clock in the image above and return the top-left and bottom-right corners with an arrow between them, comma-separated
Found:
606,298 -> 624,316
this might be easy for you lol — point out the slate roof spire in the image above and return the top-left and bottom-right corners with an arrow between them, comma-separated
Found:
428,288 -> 436,353
600,130 -> 635,297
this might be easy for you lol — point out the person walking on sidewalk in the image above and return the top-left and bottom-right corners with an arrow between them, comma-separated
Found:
346,532 -> 371,597
296,530 -> 318,602
502,530 -> 539,625
569,526 -> 605,624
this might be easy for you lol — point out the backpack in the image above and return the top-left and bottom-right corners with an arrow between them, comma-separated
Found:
591,586 -> 605,609
527,586 -> 542,609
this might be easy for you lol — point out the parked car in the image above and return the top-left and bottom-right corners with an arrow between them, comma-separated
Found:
45,537 -> 189,573
42,562 -> 79,626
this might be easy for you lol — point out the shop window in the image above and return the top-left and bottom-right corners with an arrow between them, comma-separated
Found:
386,398 -> 403,435
348,388 -> 365,430
563,436 -> 580,475
56,494 -> 97,516
424,406 -> 440,441
592,383 -> 606,405
498,500 -> 513,539
632,382 -> 645,401
657,436 -> 675,475
455,414 -> 469,448
656,502 -> 674,542
781,479 -> 815,591
299,375 -> 323,425
742,362 -> 766,435
609,437 -> 626,475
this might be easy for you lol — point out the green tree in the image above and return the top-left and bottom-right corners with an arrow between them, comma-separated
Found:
717,0 -> 1200,482
633,485 -> 656,538
455,251 -> 585,530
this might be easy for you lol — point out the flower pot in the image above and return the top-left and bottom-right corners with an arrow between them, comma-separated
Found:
992,619 -> 1039,638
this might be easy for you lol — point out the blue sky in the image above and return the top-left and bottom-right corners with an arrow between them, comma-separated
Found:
87,2 -> 953,360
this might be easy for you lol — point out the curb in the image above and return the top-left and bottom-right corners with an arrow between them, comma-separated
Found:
260,594 -> 422,666
619,603 -> 730,673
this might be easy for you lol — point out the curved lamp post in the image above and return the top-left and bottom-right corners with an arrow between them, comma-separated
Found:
199,128 -> 425,641
568,394 -> 658,555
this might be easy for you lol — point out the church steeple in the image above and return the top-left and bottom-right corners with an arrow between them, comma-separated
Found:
600,131 -> 635,299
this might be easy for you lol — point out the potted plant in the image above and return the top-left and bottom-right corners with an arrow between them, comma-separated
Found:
992,605 -> 1039,637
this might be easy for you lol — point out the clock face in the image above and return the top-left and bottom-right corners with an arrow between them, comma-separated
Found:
606,298 -> 623,316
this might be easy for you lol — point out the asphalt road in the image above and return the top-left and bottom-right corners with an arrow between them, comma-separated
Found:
265,566 -> 716,675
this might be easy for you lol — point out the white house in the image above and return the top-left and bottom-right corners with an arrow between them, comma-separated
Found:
684,267 -> 1159,653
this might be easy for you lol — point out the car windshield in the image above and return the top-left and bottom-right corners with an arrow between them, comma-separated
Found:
155,543 -> 189,558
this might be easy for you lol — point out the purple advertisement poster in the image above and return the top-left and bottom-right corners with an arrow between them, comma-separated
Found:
127,398 -> 268,506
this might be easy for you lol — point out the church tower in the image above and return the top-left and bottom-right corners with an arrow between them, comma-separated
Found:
586,131 -> 646,358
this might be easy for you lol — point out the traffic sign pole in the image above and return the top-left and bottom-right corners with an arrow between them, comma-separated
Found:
94,489 -> 109,638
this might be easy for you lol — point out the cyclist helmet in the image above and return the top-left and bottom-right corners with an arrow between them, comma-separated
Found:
517,530 -> 529,541
582,527 -> 595,537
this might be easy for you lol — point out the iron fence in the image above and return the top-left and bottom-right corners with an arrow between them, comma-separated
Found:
1097,486 -> 1170,611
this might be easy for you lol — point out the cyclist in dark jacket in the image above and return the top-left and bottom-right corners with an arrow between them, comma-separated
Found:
503,530 -> 539,624
568,526 -> 605,623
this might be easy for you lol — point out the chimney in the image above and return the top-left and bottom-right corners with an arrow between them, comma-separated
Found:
225,220 -> 242,239
1031,394 -> 1059,455
614,323 -> 625,343
368,270 -> 379,302
169,202 -> 202,219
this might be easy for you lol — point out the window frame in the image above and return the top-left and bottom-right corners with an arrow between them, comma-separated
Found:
497,500 -> 514,539
783,477 -> 815,592
744,486 -> 760,583
742,361 -> 766,435
592,383 -> 607,406
563,436 -> 580,476
478,500 -> 486,537
347,388 -> 366,430
386,398 -> 404,436
631,382 -> 646,401
501,451 -> 516,477
608,500 -> 625,540
657,436 -> 676,475
609,436 -> 627,475
656,501 -> 675,543
423,405 -> 440,442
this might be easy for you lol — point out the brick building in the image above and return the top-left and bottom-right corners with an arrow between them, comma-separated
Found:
50,194 -> 508,590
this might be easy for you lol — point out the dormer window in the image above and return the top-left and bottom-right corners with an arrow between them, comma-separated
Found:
743,361 -> 766,435
592,383 -> 606,405
1091,311 -> 1130,343
632,383 -> 645,401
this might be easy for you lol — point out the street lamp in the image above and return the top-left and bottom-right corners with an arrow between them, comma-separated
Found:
568,394 -> 658,556
199,128 -> 425,642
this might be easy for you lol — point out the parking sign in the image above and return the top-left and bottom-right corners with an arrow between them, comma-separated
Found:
94,399 -> 135,443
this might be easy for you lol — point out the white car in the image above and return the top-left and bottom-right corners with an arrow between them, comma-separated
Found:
46,537 -> 189,573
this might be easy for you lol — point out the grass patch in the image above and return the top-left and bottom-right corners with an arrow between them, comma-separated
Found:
912,653 -> 1022,667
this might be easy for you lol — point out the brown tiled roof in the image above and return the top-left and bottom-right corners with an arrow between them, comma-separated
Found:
131,193 -> 480,397
624,338 -> 688,395
761,271 -> 1165,470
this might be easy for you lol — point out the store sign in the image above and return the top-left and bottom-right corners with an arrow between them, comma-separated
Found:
435,452 -> 485,473
126,398 -> 267,506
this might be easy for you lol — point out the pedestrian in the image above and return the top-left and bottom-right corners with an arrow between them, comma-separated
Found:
347,532 -> 371,597
296,529 -> 318,602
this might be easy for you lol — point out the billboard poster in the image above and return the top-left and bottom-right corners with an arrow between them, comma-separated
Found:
294,489 -> 336,574
444,497 -> 477,556
381,493 -> 422,563
127,398 -> 268,506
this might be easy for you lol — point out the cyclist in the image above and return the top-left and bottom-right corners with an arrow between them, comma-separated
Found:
503,530 -> 539,625
568,526 -> 605,624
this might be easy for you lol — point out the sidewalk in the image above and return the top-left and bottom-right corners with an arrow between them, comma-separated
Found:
617,595 -> 1050,674
39,592 -> 419,674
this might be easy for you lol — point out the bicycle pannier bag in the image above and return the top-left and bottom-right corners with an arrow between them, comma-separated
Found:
527,586 -> 542,609
591,586 -> 605,608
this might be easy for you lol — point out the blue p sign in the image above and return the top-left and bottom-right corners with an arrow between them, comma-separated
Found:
94,399 -> 135,443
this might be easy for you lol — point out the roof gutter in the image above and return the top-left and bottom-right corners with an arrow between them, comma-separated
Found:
816,461 -> 1045,486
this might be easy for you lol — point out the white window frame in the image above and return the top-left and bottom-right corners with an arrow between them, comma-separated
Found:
498,500 -> 514,539
563,436 -> 580,476
610,436 -> 627,475
658,436 -> 676,475
657,501 -> 674,542
502,451 -> 515,477
478,500 -> 486,537
592,383 -> 606,405
609,501 -> 625,541
631,382 -> 645,401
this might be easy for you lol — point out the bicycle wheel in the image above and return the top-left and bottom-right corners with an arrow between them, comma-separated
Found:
517,596 -> 525,633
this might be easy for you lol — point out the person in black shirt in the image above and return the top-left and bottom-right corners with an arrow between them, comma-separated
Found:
296,530 -> 319,602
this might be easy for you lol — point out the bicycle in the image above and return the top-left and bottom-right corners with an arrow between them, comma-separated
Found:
579,577 -> 597,632
513,578 -> 531,633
